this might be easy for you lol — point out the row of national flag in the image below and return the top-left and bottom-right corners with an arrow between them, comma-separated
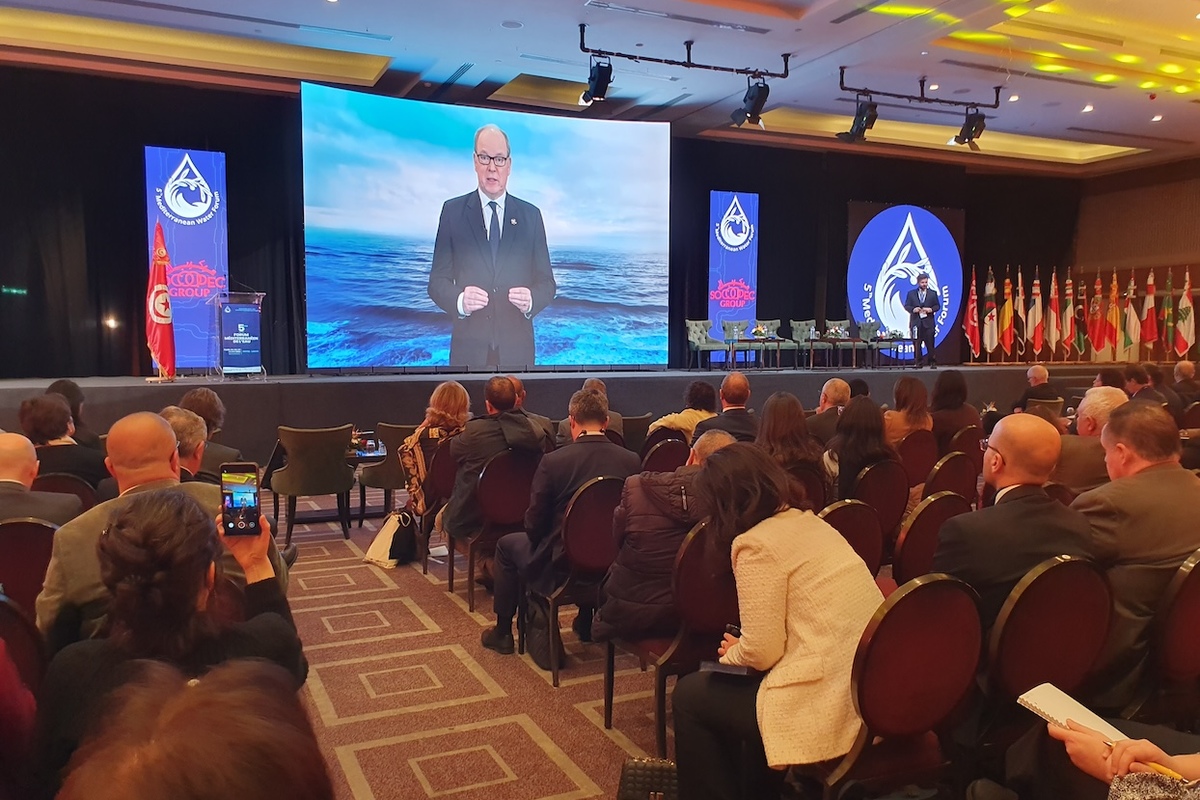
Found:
964,267 -> 1195,360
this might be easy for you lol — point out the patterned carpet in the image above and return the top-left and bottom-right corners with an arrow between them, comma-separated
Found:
280,489 -> 664,800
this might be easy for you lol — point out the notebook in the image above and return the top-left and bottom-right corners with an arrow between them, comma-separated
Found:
1018,683 -> 1127,742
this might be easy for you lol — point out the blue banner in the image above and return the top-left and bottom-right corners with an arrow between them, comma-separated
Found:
145,146 -> 228,369
708,191 -> 759,340
220,303 -> 262,374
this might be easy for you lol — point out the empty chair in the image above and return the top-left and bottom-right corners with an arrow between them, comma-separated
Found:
270,424 -> 355,545
893,492 -> 971,585
0,517 -> 58,617
30,473 -> 96,512
642,439 -> 690,473
949,425 -> 984,475
621,412 -> 653,456
640,426 -> 688,460
924,452 -> 979,504
819,500 -> 883,576
1042,481 -> 1078,507
852,459 -> 908,539
897,429 -> 939,488
0,593 -> 45,695
789,319 -> 833,368
1025,397 -> 1065,418
753,319 -> 799,368
685,320 -> 726,370
357,422 -> 418,526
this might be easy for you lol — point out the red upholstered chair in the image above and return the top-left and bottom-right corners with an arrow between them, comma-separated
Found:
898,429 -> 939,488
788,463 -> 827,511
819,500 -> 883,576
642,439 -> 690,474
605,429 -> 626,449
640,426 -> 687,460
420,438 -> 459,574
893,492 -> 971,585
603,521 -> 738,758
519,476 -> 624,687
1041,482 -> 1078,507
805,575 -> 982,799
0,517 -> 58,618
0,593 -> 45,695
852,459 -> 908,541
31,472 -> 96,512
450,449 -> 540,612
1184,402 -> 1200,429
923,452 -> 979,505
949,425 -> 984,475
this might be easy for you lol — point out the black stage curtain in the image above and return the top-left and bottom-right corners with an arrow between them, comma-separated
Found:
0,66 -> 304,378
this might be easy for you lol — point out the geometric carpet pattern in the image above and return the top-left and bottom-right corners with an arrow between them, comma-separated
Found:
281,489 -> 667,799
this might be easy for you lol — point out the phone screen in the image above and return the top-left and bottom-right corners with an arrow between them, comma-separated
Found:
220,463 -> 261,536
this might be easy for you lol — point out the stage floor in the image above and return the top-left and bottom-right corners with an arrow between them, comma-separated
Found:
0,363 -> 1106,464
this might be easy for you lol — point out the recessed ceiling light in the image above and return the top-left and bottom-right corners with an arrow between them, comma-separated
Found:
928,83 -> 939,91
1152,114 -> 1163,121
1082,103 -> 1094,112
501,20 -> 523,28
1008,94 -> 1020,102
1195,12 -> 1200,19
921,50 -> 929,56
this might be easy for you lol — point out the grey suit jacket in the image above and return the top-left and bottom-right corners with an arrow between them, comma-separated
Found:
1050,435 -> 1110,495
35,479 -> 288,637
1071,462 -> 1200,709
0,481 -> 83,527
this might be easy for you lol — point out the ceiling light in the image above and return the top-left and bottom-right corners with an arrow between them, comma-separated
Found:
928,83 -> 940,91
1082,103 -> 1094,112
921,50 -> 929,56
579,57 -> 613,106
950,107 -> 986,150
731,77 -> 770,128
1008,94 -> 1019,102
1152,114 -> 1163,122
836,96 -> 878,143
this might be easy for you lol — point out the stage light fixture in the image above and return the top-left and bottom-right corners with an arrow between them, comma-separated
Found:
950,107 -> 986,149
730,76 -> 770,127
836,96 -> 878,143
579,57 -> 613,106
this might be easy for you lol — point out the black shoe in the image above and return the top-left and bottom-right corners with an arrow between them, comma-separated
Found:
572,611 -> 593,643
480,627 -> 514,655
281,543 -> 299,568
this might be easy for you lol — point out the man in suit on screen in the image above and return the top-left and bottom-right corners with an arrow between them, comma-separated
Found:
903,272 -> 941,367
428,124 -> 556,368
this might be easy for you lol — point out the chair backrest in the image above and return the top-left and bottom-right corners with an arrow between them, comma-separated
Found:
1042,482 -> 1078,507
754,318 -> 782,337
819,500 -> 883,575
0,517 -> 59,616
1183,402 -> 1200,429
787,319 -> 818,340
272,424 -> 355,495
260,439 -> 287,491
988,556 -> 1111,700
425,439 -> 458,507
604,428 -> 626,449
788,463 -> 827,511
673,521 -> 739,635
827,318 -> 852,330
622,412 -> 653,456
1151,546 -> 1200,684
859,320 -> 881,340
477,449 -> 541,527
642,438 -> 690,473
31,472 -> 97,511
898,429 -> 940,488
0,593 -> 45,695
852,459 -> 909,535
853,575 -> 981,739
640,426 -> 687,460
361,422 -> 418,484
948,425 -> 984,474
561,476 -> 626,575
893,492 -> 971,584
721,320 -> 749,340
923,452 -> 978,503
685,319 -> 714,345
1025,397 -> 1065,417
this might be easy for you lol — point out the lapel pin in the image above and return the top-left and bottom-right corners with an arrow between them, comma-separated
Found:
510,218 -> 517,225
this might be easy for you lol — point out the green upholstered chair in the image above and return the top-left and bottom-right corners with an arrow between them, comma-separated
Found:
685,319 -> 725,370
827,318 -> 868,366
721,319 -> 758,368
788,319 -> 832,368
357,422 -> 418,527
271,424 -> 355,545
754,318 -> 799,368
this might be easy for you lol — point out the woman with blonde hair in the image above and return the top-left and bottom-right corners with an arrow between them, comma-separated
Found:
400,380 -> 470,518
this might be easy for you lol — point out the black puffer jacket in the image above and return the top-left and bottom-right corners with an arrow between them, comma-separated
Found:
593,465 -> 703,642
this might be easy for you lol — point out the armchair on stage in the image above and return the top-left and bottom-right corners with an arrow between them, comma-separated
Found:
685,319 -> 725,369
754,319 -> 799,368
789,319 -> 832,368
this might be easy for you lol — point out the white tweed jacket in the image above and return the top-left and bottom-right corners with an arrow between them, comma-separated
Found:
720,507 -> 883,768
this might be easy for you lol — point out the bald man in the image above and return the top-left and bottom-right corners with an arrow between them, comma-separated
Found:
932,413 -> 1092,628
808,378 -> 851,446
0,432 -> 83,525
691,372 -> 758,443
35,412 -> 288,640
1012,364 -> 1059,412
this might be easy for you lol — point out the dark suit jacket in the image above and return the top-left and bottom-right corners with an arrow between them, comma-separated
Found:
1050,435 -> 1109,495
443,410 -> 550,537
1012,381 -> 1061,411
1130,386 -> 1166,405
1172,378 -> 1200,405
555,411 -> 624,447
1071,463 -> 1200,709
807,407 -> 841,446
0,481 -> 83,526
35,445 -> 109,489
903,286 -> 942,330
198,441 -> 244,485
932,484 -> 1093,630
524,435 -> 641,592
692,408 -> 759,444
428,191 -> 556,367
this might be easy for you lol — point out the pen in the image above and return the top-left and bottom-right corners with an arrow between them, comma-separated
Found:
1103,741 -> 1185,781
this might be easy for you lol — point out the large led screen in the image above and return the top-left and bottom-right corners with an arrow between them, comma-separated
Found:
301,83 -> 671,368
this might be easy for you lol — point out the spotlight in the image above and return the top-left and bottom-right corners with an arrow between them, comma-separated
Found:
951,107 -> 986,149
579,58 -> 613,106
730,76 -> 770,127
836,96 -> 878,142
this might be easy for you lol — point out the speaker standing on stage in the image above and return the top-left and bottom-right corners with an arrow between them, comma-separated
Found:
904,272 -> 941,367
428,124 -> 556,368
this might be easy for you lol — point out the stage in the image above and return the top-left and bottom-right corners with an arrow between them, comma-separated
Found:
0,364 -> 1109,464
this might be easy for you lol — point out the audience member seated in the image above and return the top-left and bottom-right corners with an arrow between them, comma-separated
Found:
808,378 -> 850,446
848,378 -> 871,398
53,660 -> 331,800
753,391 -> 824,475
592,430 -> 736,643
179,387 -> 243,484
671,444 -> 883,800
692,372 -> 758,443
34,491 -> 305,795
35,412 -> 288,642
1050,386 -> 1127,494
1124,364 -> 1166,405
930,369 -> 982,452
1093,368 -> 1124,389
1012,364 -> 1059,412
45,380 -> 101,451
18,394 -> 108,488
0,641 -> 35,800
0,432 -> 83,525
482,390 -> 640,665
440,376 -> 549,544
1173,360 -> 1200,404
883,375 -> 933,448
400,380 -> 469,517
556,378 -> 623,446
647,380 -> 718,443
1071,401 -> 1200,710
1146,363 -> 1184,424
505,374 -> 554,441
933,414 -> 1092,629
823,396 -> 896,501
98,405 -> 213,504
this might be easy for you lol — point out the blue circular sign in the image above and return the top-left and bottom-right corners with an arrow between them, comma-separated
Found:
847,205 -> 962,359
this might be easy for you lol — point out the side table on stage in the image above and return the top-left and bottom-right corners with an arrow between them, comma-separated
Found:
823,338 -> 865,368
730,338 -> 786,369
873,337 -> 919,368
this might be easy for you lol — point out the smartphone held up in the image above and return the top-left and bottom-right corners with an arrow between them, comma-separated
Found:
220,461 -> 261,536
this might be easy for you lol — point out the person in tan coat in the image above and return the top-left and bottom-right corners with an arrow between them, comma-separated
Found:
671,443 -> 883,800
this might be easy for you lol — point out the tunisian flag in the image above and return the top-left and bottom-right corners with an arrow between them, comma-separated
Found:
964,270 -> 980,358
146,221 -> 176,379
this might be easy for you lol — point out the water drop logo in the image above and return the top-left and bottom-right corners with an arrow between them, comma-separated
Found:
155,153 -> 221,226
875,213 -> 940,335
715,195 -> 754,252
